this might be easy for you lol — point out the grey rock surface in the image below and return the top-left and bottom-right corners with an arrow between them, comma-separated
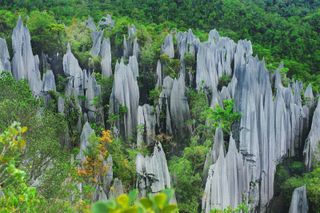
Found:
288,186 -> 308,213
109,59 -> 139,139
100,38 -> 112,77
11,17 -> 42,96
136,142 -> 171,196
161,34 -> 174,58
304,98 -> 320,170
0,38 -> 11,72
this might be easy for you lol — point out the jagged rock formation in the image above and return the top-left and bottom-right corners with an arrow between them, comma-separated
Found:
100,38 -> 112,77
108,178 -> 124,199
0,38 -> 11,72
136,142 -> 171,196
109,59 -> 139,139
84,71 -> 104,123
4,14 -> 320,212
202,135 -> 247,211
124,25 -> 139,58
86,17 -> 104,57
137,104 -> 156,147
87,16 -> 113,76
203,128 -> 225,178
42,70 -> 56,92
98,14 -> 115,29
11,17 -> 42,96
63,43 -> 84,97
304,98 -> 320,171
288,186 -> 308,213
161,34 -> 174,58
199,30 -> 314,211
170,76 -> 191,138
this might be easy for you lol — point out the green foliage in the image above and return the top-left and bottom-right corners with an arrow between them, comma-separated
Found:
169,138 -> 208,212
160,54 -> 180,79
0,73 -> 74,211
281,167 -> 320,212
108,138 -> 136,190
0,122 -> 41,212
201,99 -> 240,135
184,52 -> 196,74
149,87 -> 162,106
217,74 -> 231,91
92,189 -> 178,213
210,203 -> 249,213
27,10 -> 65,55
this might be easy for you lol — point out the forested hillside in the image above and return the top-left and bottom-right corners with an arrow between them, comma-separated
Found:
1,0 -> 320,89
0,0 -> 319,212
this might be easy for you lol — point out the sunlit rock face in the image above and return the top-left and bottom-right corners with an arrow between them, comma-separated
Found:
11,17 -> 42,96
100,38 -> 112,77
136,142 -> 171,196
288,186 -> 308,213
137,104 -> 156,147
162,34 -> 174,59
304,98 -> 320,171
63,43 -> 84,98
0,38 -> 11,72
197,29 -> 313,212
109,59 -> 139,139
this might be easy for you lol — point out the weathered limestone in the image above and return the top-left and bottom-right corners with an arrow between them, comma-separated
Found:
161,34 -> 174,58
288,186 -> 308,213
42,70 -> 56,92
203,128 -> 225,177
196,34 -> 236,92
84,71 -> 103,122
170,76 -> 191,137
129,55 -> 139,78
86,17 -> 104,57
304,98 -> 320,170
176,29 -> 199,60
124,25 -> 139,58
158,76 -> 174,134
137,104 -> 156,147
63,43 -> 84,97
201,29 -> 312,212
202,134 -> 248,212
136,142 -> 171,196
109,59 -> 139,139
98,14 -> 115,29
0,38 -> 11,72
100,38 -> 112,77
108,178 -> 124,199
11,17 -> 42,96
156,60 -> 162,87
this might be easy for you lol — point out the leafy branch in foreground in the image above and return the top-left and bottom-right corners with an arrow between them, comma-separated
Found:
92,189 -> 178,213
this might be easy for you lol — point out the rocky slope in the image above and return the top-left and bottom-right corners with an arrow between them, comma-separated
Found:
0,15 -> 319,212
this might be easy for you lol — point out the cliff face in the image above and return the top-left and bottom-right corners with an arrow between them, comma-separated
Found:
0,16 -> 319,211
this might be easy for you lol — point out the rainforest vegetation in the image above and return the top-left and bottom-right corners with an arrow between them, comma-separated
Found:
0,0 -> 319,212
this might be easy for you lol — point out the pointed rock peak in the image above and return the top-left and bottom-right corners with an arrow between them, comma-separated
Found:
304,84 -> 314,100
67,43 -> 72,53
288,186 -> 308,213
208,29 -> 220,43
86,16 -> 96,31
120,57 -> 124,65
82,121 -> 92,133
16,16 -> 23,28
228,135 -> 237,152
215,127 -> 224,145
